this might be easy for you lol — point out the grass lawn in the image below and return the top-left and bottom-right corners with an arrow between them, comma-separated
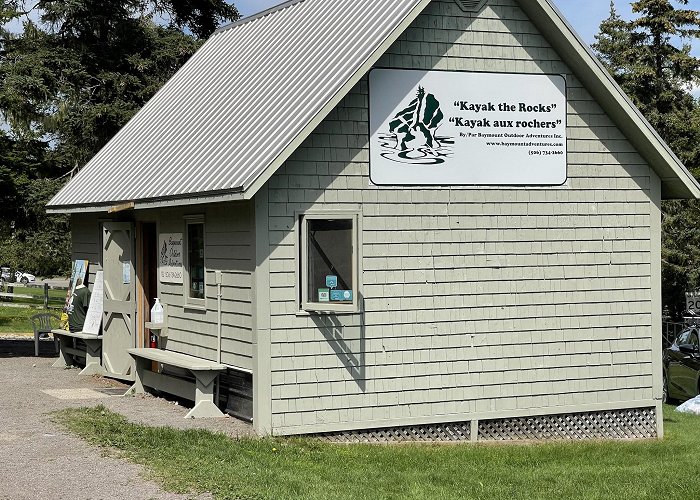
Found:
57,405 -> 699,500
0,306 -> 62,334
0,285 -> 66,333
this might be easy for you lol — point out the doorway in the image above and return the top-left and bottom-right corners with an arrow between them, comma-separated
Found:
137,222 -> 158,348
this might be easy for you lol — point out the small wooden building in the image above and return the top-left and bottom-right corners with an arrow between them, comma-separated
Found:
48,0 -> 700,440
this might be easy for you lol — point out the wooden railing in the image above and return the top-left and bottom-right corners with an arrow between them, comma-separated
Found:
0,283 -> 68,309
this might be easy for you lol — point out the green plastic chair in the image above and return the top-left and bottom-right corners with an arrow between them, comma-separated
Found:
30,313 -> 60,357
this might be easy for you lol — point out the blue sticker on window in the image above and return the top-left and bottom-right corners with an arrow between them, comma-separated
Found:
326,275 -> 338,289
330,290 -> 352,302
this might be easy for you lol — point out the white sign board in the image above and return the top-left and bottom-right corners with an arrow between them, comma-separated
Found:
82,271 -> 103,335
159,233 -> 183,283
369,69 -> 567,186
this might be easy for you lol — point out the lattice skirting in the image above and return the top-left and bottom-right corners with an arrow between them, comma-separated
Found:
320,421 -> 472,443
478,407 -> 657,441
317,407 -> 657,443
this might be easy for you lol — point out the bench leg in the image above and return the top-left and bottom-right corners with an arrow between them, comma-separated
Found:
52,336 -> 73,368
125,357 -> 146,396
185,372 -> 224,419
79,339 -> 103,376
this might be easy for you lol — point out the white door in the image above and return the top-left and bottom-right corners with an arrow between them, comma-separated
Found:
102,222 -> 136,380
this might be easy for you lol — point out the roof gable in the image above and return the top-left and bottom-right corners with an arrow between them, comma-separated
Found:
47,0 -> 700,212
48,0 -> 432,211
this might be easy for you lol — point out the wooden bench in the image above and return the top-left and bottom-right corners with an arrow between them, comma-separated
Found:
126,348 -> 227,419
51,329 -> 104,376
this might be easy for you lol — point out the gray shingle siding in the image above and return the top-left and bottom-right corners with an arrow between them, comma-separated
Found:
71,213 -> 102,287
70,203 -> 256,372
263,0 -> 658,435
156,202 -> 255,370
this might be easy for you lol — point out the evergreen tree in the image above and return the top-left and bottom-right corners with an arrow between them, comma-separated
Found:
0,1 -> 239,275
1,0 -> 239,167
594,0 -> 700,317
594,2 -> 641,86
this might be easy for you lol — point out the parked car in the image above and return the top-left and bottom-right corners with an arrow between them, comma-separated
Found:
663,325 -> 700,403
14,271 -> 35,284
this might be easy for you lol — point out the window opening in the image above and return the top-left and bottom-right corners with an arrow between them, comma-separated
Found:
187,222 -> 205,300
300,214 -> 358,312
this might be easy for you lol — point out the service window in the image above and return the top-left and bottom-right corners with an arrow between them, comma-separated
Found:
186,219 -> 205,301
300,213 -> 359,313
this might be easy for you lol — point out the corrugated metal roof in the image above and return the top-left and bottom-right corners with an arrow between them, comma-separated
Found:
48,0 -> 700,211
48,0 -> 428,210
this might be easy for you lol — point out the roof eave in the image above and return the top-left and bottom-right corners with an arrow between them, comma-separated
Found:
519,0 -> 700,200
46,189 -> 246,214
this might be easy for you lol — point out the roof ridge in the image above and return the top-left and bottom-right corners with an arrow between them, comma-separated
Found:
213,0 -> 305,35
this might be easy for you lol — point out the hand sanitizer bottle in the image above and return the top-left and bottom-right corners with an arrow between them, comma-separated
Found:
151,298 -> 164,324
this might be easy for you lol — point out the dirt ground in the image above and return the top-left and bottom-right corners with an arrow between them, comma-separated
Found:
0,336 -> 254,500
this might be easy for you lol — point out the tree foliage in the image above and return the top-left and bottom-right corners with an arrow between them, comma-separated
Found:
0,0 -> 238,275
594,0 -> 700,317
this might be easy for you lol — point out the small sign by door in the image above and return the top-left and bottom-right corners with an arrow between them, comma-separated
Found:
122,262 -> 131,284
159,233 -> 184,284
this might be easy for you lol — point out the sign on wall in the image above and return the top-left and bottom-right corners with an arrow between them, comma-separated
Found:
82,271 -> 104,335
369,69 -> 567,186
159,233 -> 183,283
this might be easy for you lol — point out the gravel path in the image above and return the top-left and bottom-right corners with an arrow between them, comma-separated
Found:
0,336 -> 254,500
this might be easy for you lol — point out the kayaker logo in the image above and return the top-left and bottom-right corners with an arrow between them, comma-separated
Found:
378,86 -> 453,165
160,240 -> 169,266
